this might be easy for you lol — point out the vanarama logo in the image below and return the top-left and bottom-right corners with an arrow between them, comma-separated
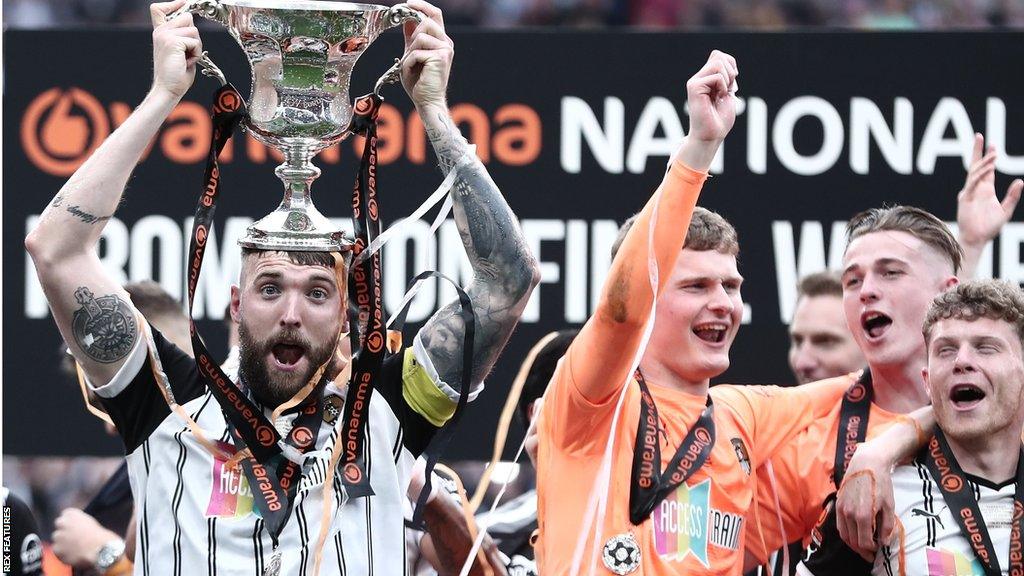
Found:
21,87 -> 543,177
22,88 -> 110,177
650,479 -> 744,567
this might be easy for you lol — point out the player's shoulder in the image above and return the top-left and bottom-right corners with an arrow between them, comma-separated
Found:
708,370 -> 855,404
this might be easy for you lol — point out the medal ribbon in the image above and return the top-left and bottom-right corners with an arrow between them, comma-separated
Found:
226,390 -> 325,547
185,84 -> 329,549
833,371 -> 873,488
185,84 -> 287,463
923,429 -> 1024,576
628,371 -> 715,525
335,93 -> 387,499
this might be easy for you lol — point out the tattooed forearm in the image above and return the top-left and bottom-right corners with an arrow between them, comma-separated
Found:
419,108 -> 540,389
65,204 -> 113,225
71,287 -> 138,364
423,111 -> 471,175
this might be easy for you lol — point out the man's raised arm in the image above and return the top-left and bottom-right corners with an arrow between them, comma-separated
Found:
565,51 -> 739,405
25,0 -> 200,387
399,0 -> 540,392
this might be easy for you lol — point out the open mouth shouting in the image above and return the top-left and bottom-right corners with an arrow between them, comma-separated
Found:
270,340 -> 309,371
693,322 -> 729,345
949,383 -> 986,411
861,311 -> 893,340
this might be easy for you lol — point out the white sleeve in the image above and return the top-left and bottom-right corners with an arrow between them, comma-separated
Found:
85,335 -> 147,398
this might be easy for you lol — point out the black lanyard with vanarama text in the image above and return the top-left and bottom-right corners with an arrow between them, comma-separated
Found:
628,371 -> 715,525
225,383 -> 326,548
833,370 -> 873,488
187,84 -> 330,558
923,429 -> 1024,576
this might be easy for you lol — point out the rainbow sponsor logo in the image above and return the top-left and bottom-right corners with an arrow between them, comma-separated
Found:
651,479 -> 711,567
206,440 -> 256,519
926,546 -> 984,576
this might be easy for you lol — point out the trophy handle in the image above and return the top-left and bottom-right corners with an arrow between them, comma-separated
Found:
165,0 -> 230,86
373,4 -> 423,96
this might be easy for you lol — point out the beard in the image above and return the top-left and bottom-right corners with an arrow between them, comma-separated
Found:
237,320 -> 336,408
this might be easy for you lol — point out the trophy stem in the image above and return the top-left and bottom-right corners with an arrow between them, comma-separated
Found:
274,146 -> 322,212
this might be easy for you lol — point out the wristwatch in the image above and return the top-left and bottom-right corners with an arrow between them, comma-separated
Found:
95,538 -> 126,572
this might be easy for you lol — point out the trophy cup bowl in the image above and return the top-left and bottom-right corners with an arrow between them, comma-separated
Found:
174,0 -> 420,253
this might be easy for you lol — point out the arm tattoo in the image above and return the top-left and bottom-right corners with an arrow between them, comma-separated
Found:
419,111 -> 540,389
65,204 -> 113,225
71,287 -> 138,363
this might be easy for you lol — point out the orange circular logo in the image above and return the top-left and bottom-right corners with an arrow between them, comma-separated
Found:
292,427 -> 314,448
256,425 -> 275,447
694,427 -> 711,444
343,463 -> 362,483
195,225 -> 208,247
367,198 -> 378,220
942,474 -> 963,493
216,90 -> 242,113
846,383 -> 866,402
22,87 -> 109,177
366,332 -> 384,353
1015,501 -> 1023,522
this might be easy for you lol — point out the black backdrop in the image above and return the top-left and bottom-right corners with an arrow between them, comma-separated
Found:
5,29 -> 1024,459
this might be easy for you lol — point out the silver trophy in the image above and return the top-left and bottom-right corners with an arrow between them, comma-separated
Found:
172,0 -> 420,252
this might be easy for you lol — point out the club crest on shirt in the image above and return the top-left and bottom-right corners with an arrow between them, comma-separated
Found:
650,479 -> 744,567
206,440 -> 257,519
730,438 -> 751,475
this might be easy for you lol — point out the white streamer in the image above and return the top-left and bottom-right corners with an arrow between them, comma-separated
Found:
456,188 -> 666,576
572,188 -> 663,576
352,146 -> 476,268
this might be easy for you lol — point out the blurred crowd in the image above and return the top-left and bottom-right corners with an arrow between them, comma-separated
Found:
4,0 -> 1023,28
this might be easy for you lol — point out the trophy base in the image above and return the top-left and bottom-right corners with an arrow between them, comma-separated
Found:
240,205 -> 353,254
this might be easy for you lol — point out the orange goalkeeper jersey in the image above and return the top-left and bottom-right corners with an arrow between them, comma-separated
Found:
744,372 -> 902,568
533,160 -> 848,575
537,365 -> 851,575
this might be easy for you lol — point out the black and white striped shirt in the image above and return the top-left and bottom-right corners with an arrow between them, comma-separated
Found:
799,460 -> 1016,576
94,325 -> 448,576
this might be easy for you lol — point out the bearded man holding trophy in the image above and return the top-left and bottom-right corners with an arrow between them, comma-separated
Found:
25,0 -> 540,573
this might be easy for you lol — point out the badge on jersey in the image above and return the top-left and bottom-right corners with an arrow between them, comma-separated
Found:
603,532 -> 641,574
730,438 -> 751,475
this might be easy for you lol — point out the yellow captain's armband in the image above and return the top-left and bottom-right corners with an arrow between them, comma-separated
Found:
402,348 -> 457,427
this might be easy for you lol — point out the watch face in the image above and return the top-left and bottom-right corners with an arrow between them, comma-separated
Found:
97,540 -> 126,569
